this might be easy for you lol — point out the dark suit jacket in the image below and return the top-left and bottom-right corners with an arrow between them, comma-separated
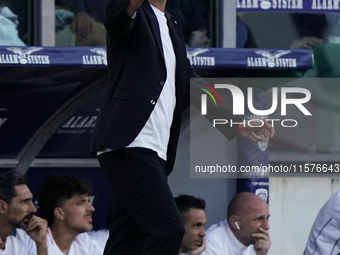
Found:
92,0 -> 238,174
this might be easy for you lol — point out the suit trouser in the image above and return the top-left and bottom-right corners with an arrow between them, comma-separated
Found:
98,147 -> 185,255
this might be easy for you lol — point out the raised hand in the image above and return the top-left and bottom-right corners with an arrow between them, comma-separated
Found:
252,227 -> 271,255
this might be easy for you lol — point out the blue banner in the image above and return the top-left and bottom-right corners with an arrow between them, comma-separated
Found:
0,46 -> 313,70
188,48 -> 312,69
237,0 -> 340,13
0,46 -> 107,67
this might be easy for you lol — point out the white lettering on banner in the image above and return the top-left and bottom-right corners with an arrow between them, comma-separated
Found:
236,0 -> 340,10
247,50 -> 297,68
187,48 -> 216,67
82,55 -> 105,65
237,0 -> 259,8
62,116 -> 97,128
247,57 -> 268,67
58,116 -> 97,135
189,56 -> 215,66
0,54 -> 19,64
3,47 -> 50,65
237,0 -> 303,9
311,0 -> 340,10
0,54 -> 50,65
83,48 -> 107,66
26,55 -> 50,64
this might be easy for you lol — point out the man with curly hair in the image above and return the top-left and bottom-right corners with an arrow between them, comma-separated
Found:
37,175 -> 102,255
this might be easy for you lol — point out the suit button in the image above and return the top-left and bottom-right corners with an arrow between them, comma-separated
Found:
160,81 -> 165,86
150,100 -> 156,105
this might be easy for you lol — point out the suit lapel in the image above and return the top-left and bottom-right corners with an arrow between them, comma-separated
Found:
165,12 -> 183,64
142,1 -> 165,61
165,13 -> 178,51
166,12 -> 187,92
142,2 -> 187,93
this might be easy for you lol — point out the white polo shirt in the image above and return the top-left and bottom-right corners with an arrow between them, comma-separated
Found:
0,229 -> 36,255
46,228 -> 102,255
88,229 -> 109,255
202,219 -> 257,255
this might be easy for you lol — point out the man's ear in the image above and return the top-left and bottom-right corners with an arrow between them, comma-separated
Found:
0,199 -> 8,214
229,215 -> 239,230
54,207 -> 65,220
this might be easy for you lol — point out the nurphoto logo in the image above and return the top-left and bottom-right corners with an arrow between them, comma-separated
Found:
197,79 -> 312,128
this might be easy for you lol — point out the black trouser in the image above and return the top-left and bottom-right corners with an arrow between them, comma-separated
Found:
98,147 -> 185,255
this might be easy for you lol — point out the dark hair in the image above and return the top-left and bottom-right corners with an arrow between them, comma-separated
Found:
174,194 -> 205,220
0,170 -> 28,204
38,175 -> 92,227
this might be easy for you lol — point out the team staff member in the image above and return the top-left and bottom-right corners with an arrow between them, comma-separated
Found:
38,176 -> 103,255
0,170 -> 48,255
202,192 -> 271,255
92,0 -> 275,254
175,195 -> 207,255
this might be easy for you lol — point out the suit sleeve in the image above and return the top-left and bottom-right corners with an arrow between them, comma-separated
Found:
105,0 -> 136,37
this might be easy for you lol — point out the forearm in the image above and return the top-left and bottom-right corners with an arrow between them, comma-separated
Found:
36,241 -> 48,255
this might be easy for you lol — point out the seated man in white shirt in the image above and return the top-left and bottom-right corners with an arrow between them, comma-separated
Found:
0,170 -> 48,255
304,191 -> 340,255
37,175 -> 103,255
174,195 -> 207,255
202,192 -> 271,255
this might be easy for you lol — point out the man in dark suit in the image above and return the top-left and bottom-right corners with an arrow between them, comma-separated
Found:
92,0 -> 274,254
